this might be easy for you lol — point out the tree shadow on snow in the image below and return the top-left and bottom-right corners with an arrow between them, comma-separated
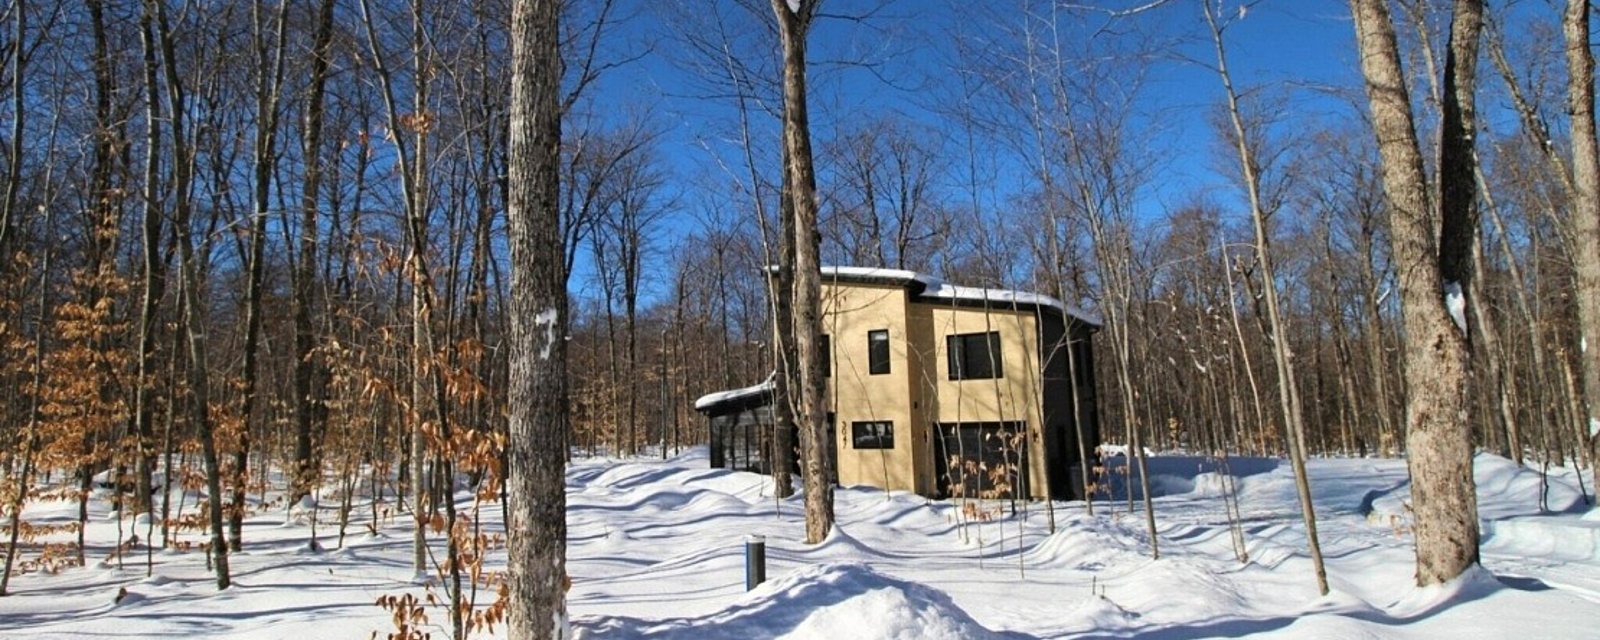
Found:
1071,568 -> 1526,639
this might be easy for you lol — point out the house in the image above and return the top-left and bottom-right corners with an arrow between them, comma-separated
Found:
694,267 -> 1101,501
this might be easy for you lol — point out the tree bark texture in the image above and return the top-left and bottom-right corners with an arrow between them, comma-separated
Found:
147,0 -> 231,590
506,0 -> 569,636
772,0 -> 834,545
770,146 -> 796,500
1565,0 -> 1600,462
1349,0 -> 1482,586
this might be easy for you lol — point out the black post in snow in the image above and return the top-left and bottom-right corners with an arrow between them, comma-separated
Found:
745,534 -> 766,590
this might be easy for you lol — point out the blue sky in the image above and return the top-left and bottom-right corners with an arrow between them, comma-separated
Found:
563,1 -> 1412,303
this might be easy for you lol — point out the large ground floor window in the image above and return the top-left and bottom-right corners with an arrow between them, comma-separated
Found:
932,421 -> 1029,500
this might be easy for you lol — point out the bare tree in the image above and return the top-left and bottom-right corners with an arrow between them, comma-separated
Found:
826,118 -> 948,270
1203,0 -> 1327,595
146,0 -> 230,590
289,0 -> 339,507
1564,0 -> 1600,464
771,0 -> 834,544
606,136 -> 671,455
233,0 -> 289,552
0,0 -> 24,260
0,203 -> 50,596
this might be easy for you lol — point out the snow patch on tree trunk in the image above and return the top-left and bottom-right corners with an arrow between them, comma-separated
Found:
1444,281 -> 1467,334
536,308 -> 559,360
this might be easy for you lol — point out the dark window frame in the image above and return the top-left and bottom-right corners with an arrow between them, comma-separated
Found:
851,420 -> 895,449
947,331 -> 1003,380
868,329 -> 890,375
820,333 -> 831,377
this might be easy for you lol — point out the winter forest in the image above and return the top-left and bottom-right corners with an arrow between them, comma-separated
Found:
1,0 -> 1599,638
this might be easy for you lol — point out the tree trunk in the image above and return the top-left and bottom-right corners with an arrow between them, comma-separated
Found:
772,0 -> 834,544
129,0 -> 166,526
155,0 -> 230,590
291,0 -> 338,507
1565,0 -> 1600,465
234,0 -> 289,552
1,205 -> 51,596
0,0 -> 24,260
1349,0 -> 1482,586
506,0 -> 569,635
770,152 -> 796,500
1205,0 -> 1327,594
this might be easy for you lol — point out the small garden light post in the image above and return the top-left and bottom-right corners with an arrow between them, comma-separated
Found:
745,535 -> 766,590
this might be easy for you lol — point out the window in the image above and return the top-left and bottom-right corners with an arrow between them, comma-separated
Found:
868,329 -> 890,375
947,331 -> 1003,380
820,334 -> 830,377
851,421 -> 894,449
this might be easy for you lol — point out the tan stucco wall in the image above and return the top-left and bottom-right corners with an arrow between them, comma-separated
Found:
821,282 -> 920,494
918,304 -> 1050,499
819,281 -> 1052,499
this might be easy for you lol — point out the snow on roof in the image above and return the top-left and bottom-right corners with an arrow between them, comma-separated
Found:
693,373 -> 775,411
817,265 -> 926,283
918,280 -> 1101,326
816,265 -> 1102,326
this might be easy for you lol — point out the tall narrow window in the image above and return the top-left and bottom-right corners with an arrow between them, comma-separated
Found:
851,421 -> 894,449
868,329 -> 890,375
820,334 -> 830,377
947,331 -> 1003,380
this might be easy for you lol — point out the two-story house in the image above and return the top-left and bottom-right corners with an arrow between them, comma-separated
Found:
694,267 -> 1101,501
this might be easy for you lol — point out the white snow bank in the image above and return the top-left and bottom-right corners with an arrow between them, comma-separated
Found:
1098,454 -> 1279,500
574,562 -> 1015,639
1386,564 -> 1504,619
1094,443 -> 1154,459
1365,453 -> 1589,527
1027,514 -> 1147,571
1484,517 -> 1600,562
12,448 -> 1600,640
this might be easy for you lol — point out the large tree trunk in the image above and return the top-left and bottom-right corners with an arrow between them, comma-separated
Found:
1349,0 -> 1482,586
506,0 -> 569,636
772,0 -> 834,545
1565,0 -> 1600,464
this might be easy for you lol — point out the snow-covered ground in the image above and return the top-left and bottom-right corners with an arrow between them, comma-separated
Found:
2,449 -> 1597,639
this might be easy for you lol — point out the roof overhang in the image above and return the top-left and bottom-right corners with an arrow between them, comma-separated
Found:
767,265 -> 1102,328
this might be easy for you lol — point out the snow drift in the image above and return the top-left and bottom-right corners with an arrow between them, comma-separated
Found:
574,562 -> 1018,640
